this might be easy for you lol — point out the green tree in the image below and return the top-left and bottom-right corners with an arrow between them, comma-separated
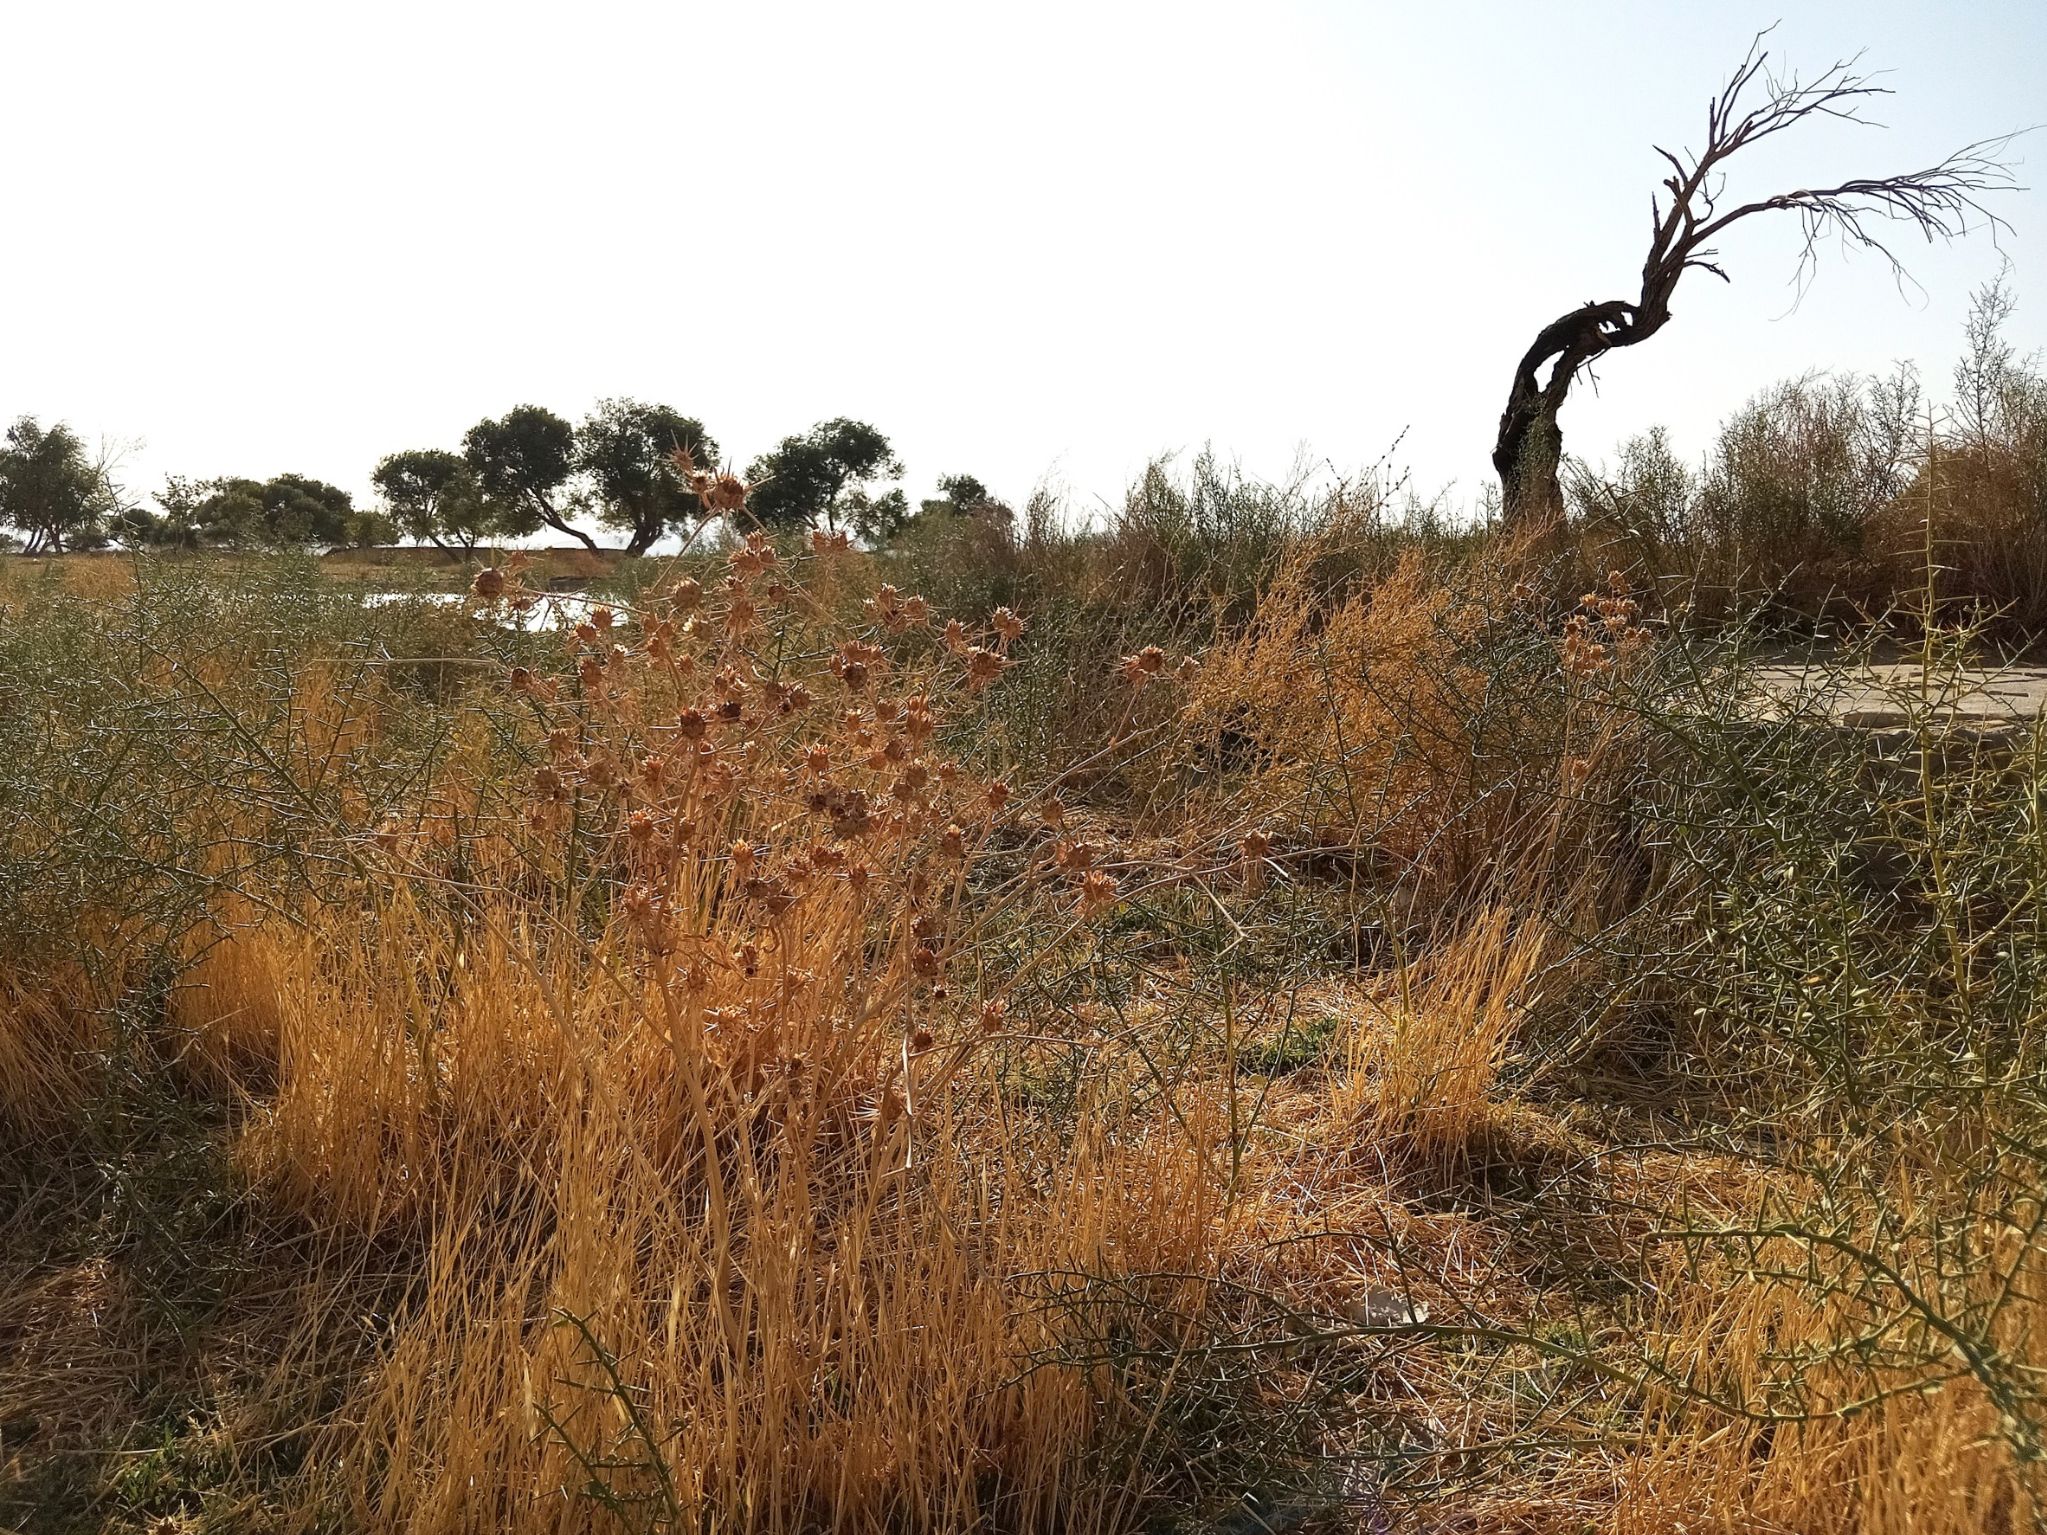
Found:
153,475 -> 212,550
184,478 -> 266,547
745,418 -> 903,535
0,417 -> 113,554
917,473 -> 1012,526
165,473 -> 356,549
578,399 -> 717,556
257,473 -> 355,548
107,505 -> 170,548
372,448 -> 507,554
928,474 -> 990,511
462,406 -> 593,550
342,507 -> 398,549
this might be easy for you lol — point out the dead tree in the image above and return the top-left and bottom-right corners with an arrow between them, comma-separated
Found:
1494,31 -> 2016,528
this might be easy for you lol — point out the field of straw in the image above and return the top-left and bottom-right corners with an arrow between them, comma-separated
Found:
2,464 -> 2044,1533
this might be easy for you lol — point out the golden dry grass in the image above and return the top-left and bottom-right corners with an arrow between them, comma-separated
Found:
3,529 -> 2043,1533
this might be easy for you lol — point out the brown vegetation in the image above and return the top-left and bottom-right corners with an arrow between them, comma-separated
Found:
3,328 -> 2046,1531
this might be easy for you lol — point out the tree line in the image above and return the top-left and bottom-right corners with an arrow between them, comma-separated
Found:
0,399 -> 1009,555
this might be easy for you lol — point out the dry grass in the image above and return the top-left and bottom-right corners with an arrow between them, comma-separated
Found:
3,515 -> 2044,1532
1338,907 -> 1553,1162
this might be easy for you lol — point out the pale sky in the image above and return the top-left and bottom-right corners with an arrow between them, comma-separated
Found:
4,1 -> 2042,530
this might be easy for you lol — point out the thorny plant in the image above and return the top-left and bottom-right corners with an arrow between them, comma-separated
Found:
4,445 -> 2047,1533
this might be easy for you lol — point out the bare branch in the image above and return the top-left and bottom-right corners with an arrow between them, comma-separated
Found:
1694,136 -> 2021,296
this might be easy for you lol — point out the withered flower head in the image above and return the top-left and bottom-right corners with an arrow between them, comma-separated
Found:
1118,645 -> 1168,687
965,646 -> 1009,690
832,640 -> 884,693
901,696 -> 935,742
1078,869 -> 1118,917
829,788 -> 874,839
1052,838 -> 1098,873
707,473 -> 748,514
744,874 -> 794,916
730,532 -> 777,578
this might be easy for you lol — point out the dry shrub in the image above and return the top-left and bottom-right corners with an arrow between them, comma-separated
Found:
265,928 -> 1127,1531
217,893 -> 1245,1532
1188,543 -> 1507,867
19,535 -> 1260,1532
12,494 -> 2045,1532
167,908 -> 301,1090
1605,1223 -> 2045,1534
0,976 -> 105,1133
1873,437 -> 2047,633
1336,908 -> 1553,1162
1187,533 -> 1652,921
57,552 -> 140,600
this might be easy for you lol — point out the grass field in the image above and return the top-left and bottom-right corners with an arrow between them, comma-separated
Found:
3,544 -> 630,595
2,492 -> 2044,1533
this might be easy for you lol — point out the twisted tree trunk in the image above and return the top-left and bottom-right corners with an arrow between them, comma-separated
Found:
1493,300 -> 1655,528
